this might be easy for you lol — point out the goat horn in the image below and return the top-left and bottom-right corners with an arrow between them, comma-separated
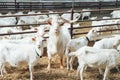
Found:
60,14 -> 81,23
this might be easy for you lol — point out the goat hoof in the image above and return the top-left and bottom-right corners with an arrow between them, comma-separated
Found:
67,67 -> 69,70
60,66 -> 64,69
0,75 -> 3,77
46,67 -> 51,73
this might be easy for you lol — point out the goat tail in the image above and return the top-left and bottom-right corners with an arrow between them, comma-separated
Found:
68,52 -> 77,57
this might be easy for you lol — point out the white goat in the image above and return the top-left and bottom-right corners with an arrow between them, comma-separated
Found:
0,15 -> 17,26
0,27 -> 23,40
93,36 -> 120,73
91,18 -> 119,35
93,36 -> 120,49
16,12 -> 38,30
0,26 -> 46,80
81,8 -> 91,21
46,14 -> 80,71
65,29 -> 98,70
111,10 -> 120,18
0,41 -> 43,80
69,46 -> 120,80
28,11 -> 48,21
61,10 -> 81,21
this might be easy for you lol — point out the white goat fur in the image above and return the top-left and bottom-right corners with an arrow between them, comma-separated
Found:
0,42 -> 43,80
91,19 -> 120,34
65,29 -> 98,70
93,35 -> 120,74
46,13 -> 81,71
111,10 -> 120,18
81,8 -> 91,20
93,36 -> 120,49
46,15 -> 71,71
69,46 -> 120,80
0,26 -> 46,80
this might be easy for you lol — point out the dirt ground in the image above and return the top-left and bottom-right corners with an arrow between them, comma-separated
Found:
1,55 -> 120,80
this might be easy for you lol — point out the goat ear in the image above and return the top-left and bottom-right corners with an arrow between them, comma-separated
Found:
46,20 -> 52,25
32,37 -> 36,41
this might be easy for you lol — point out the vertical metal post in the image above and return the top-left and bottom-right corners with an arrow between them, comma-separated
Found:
116,0 -> 118,8
17,3 -> 19,12
99,1 -> 102,14
70,8 -> 74,39
72,0 -> 75,9
41,2 -> 44,9
15,0 -> 17,12
30,2 -> 32,11
70,0 -> 75,39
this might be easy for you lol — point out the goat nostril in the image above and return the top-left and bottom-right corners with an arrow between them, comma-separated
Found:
40,56 -> 42,58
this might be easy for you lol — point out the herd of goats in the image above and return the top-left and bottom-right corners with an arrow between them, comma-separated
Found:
0,8 -> 120,80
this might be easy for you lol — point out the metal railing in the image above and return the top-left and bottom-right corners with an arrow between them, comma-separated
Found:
0,7 -> 120,39
0,1 -> 120,12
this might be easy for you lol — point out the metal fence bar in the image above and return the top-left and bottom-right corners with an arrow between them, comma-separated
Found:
0,11 -> 69,17
70,23 -> 120,30
0,31 -> 37,36
0,19 -> 115,27
0,7 -> 119,38
73,29 -> 120,36
70,8 -> 74,38
0,22 -> 119,36
1,16 -> 120,28
0,7 -> 120,18
0,1 -> 119,12
77,17 -> 120,22
0,23 -> 47,28
0,29 -> 49,36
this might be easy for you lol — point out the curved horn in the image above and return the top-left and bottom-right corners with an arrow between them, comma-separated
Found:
38,17 -> 51,24
60,14 -> 81,23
